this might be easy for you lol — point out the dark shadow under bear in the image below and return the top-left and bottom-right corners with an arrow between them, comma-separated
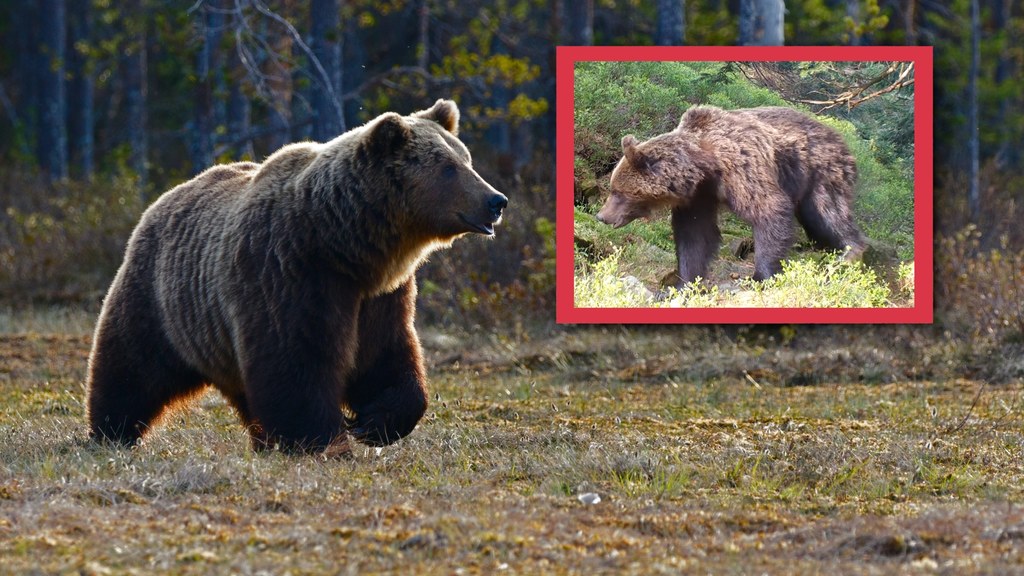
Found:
86,100 -> 507,454
597,105 -> 867,285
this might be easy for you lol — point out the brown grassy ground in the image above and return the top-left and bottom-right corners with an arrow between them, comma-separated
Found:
2,312 -> 1023,574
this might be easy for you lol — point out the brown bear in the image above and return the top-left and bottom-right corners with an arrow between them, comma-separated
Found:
85,99 -> 507,453
596,105 -> 866,285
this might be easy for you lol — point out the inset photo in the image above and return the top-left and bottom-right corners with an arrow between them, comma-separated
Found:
555,46 -> 933,324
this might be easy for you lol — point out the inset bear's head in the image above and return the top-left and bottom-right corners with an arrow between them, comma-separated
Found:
597,133 -> 718,228
364,99 -> 508,240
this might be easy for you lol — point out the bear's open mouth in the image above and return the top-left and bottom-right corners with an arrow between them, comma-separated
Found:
458,213 -> 496,236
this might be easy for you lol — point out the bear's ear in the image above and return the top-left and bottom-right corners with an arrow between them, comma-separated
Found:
622,135 -> 651,170
368,112 -> 412,155
413,99 -> 460,135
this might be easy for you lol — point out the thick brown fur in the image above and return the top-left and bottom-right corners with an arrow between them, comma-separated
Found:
86,99 -> 507,453
597,105 -> 866,285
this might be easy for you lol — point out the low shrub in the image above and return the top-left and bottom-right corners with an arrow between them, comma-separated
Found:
0,169 -> 144,303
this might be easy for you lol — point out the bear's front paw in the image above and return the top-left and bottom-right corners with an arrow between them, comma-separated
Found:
346,408 -> 421,447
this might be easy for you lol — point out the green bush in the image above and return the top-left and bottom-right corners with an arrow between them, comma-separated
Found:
0,170 -> 145,303
574,251 -> 657,308
739,254 -> 892,308
576,251 -> 894,309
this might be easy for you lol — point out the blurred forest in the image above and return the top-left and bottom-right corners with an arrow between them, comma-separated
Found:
0,0 -> 1023,346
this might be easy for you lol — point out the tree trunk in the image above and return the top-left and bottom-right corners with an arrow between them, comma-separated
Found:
739,0 -> 785,46
847,0 -> 861,45
655,0 -> 686,46
993,0 -> 1016,167
342,15 -> 365,127
38,0 -> 68,182
263,11 -> 294,151
565,0 -> 593,45
967,0 -> 980,221
67,0 -> 94,180
486,35 -> 511,154
190,1 -> 223,174
904,0 -> 916,44
124,0 -> 148,192
310,0 -> 343,141
12,0 -> 39,142
227,45 -> 254,160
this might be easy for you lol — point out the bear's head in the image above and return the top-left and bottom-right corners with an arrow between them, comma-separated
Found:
365,99 -> 508,240
597,133 -> 719,228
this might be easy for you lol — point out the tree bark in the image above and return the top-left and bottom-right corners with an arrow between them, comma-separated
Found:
190,0 -> 224,174
847,0 -> 861,45
262,8 -> 294,151
904,0 -> 916,44
38,0 -> 68,181
655,0 -> 686,46
739,0 -> 785,46
967,0 -> 980,221
342,13 -> 365,127
565,0 -> 593,45
124,0 -> 148,192
227,48 -> 254,160
310,0 -> 343,141
67,0 -> 94,180
993,0 -> 1016,166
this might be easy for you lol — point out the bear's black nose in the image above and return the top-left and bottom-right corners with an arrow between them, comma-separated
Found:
489,194 -> 508,218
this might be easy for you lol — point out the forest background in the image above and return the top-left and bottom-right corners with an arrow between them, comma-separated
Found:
1,0 -> 1021,354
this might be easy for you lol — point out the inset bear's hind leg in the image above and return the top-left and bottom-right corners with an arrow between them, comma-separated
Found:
345,279 -> 428,447
796,185 -> 867,259
87,309 -> 206,446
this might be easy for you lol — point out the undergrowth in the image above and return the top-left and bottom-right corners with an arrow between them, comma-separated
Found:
575,251 -> 904,309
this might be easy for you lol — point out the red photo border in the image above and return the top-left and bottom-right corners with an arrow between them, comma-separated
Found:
555,46 -> 934,324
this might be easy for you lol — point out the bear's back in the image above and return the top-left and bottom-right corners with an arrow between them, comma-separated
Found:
129,160 -> 265,386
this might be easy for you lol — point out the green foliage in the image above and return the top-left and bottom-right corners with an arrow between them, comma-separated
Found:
574,251 -> 655,308
897,261 -> 915,305
739,254 -> 892,308
576,250 -> 894,309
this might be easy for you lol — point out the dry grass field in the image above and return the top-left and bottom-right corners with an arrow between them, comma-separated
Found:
2,309 -> 1024,574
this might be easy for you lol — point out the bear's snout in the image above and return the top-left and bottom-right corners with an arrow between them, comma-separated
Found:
488,194 -> 508,220
596,198 -> 630,228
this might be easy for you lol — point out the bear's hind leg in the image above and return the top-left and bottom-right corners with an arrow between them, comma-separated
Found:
796,185 -> 867,259
670,195 -> 722,286
87,317 -> 206,446
220,390 -> 270,451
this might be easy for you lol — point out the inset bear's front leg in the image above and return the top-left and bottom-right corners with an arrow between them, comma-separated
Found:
751,205 -> 796,282
671,195 -> 721,286
345,278 -> 428,446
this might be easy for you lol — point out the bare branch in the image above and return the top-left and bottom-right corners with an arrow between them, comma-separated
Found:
795,62 -> 915,112
248,0 -> 344,126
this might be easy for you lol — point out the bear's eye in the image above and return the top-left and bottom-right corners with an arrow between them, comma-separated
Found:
442,164 -> 458,179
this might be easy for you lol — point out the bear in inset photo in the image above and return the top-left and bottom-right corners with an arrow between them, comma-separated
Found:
86,99 -> 507,454
596,105 -> 867,285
